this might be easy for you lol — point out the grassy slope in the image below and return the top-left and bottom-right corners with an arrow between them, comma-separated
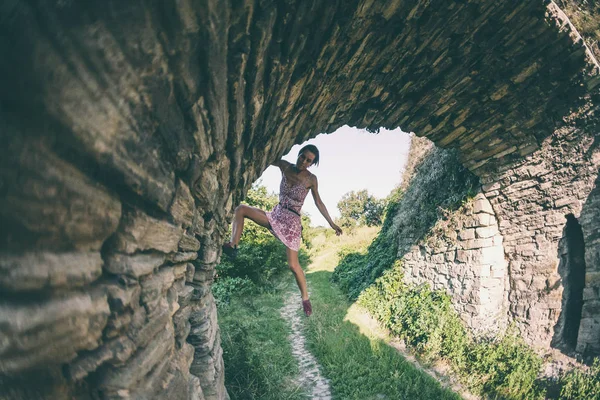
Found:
219,278 -> 306,400
304,227 -> 461,400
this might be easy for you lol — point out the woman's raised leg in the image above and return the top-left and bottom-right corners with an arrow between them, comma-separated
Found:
230,204 -> 270,246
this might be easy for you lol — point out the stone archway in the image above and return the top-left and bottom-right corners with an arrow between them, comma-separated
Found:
1,1 -> 600,399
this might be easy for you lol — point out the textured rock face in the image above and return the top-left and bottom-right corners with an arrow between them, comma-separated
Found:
1,0 -> 599,398
481,123 -> 600,348
402,192 -> 507,334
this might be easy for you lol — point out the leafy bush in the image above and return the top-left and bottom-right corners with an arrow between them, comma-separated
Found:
559,358 -> 600,400
358,266 -> 468,365
465,333 -> 543,399
212,277 -> 256,307
357,266 -> 543,400
337,189 -> 386,227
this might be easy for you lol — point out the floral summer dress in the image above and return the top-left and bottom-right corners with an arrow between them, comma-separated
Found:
266,171 -> 310,251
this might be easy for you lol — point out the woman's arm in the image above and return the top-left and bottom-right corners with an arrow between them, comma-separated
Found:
271,159 -> 292,171
309,175 -> 343,236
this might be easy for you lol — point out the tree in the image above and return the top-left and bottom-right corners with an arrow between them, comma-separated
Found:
337,189 -> 385,227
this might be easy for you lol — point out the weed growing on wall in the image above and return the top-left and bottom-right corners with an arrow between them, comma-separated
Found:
559,358 -> 600,399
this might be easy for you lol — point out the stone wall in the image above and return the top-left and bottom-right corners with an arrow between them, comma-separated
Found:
1,0 -> 599,398
402,193 -> 507,334
482,120 -> 600,350
396,114 -> 600,352
0,130 -> 228,399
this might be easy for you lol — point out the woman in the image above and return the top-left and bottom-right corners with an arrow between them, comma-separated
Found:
222,144 -> 343,316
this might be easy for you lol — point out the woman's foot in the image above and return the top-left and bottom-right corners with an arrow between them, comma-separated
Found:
222,242 -> 238,259
302,299 -> 312,317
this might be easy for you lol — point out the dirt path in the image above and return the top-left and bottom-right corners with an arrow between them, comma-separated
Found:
280,291 -> 332,400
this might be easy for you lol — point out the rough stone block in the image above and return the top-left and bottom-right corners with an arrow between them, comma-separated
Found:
111,209 -> 183,254
458,228 -> 475,240
482,181 -> 501,192
186,263 -> 195,282
0,251 -> 103,291
132,307 -> 172,349
66,335 -> 136,380
105,311 -> 134,339
189,376 -> 205,400
0,291 -> 110,374
0,139 -> 122,251
477,246 -> 505,265
104,252 -> 166,278
583,287 -> 599,301
463,238 -> 494,250
582,300 -> 600,318
141,267 -> 176,312
456,249 -> 471,263
173,263 -> 189,280
476,226 -> 498,238
101,278 -> 141,312
586,271 -> 600,287
193,268 -> 216,283
169,180 -> 195,228
180,232 -> 201,251
99,324 -> 175,391
168,251 -> 198,263
473,195 -> 494,214
431,253 -> 445,263
516,243 -> 537,254
178,285 -> 195,308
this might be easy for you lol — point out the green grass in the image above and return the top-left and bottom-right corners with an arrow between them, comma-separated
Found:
304,270 -> 462,400
218,278 -> 306,400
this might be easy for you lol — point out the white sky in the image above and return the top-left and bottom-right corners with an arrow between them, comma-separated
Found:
255,125 -> 412,226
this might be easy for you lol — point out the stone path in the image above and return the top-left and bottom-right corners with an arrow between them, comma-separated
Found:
280,291 -> 332,400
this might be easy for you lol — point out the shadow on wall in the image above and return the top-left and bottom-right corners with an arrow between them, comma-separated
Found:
552,214 -> 586,356
571,167 -> 600,360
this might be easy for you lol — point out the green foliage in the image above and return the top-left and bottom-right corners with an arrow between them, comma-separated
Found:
304,270 -> 461,400
559,358 -> 600,400
358,266 -> 468,365
333,148 -> 479,302
219,285 -> 306,400
465,333 -> 544,399
357,266 -> 544,400
331,194 -> 401,300
245,182 -> 279,210
337,189 -> 386,227
212,277 -> 256,307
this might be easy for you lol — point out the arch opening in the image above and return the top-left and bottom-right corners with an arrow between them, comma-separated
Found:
553,214 -> 586,353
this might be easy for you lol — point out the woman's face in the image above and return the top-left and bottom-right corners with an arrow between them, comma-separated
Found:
296,150 -> 316,171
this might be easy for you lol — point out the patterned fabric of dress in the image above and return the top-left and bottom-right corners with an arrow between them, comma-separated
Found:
266,173 -> 310,251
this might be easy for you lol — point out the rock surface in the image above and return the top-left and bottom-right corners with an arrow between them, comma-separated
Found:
0,0 -> 599,399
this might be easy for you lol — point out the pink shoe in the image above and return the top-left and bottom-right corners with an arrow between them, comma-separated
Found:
302,299 -> 312,317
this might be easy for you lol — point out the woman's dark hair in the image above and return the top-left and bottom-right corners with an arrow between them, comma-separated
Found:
298,144 -> 320,166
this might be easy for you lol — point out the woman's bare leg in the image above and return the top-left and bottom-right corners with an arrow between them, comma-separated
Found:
230,205 -> 271,246
286,247 -> 309,301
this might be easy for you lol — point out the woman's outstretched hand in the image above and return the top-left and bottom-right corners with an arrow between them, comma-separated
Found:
331,223 -> 343,236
